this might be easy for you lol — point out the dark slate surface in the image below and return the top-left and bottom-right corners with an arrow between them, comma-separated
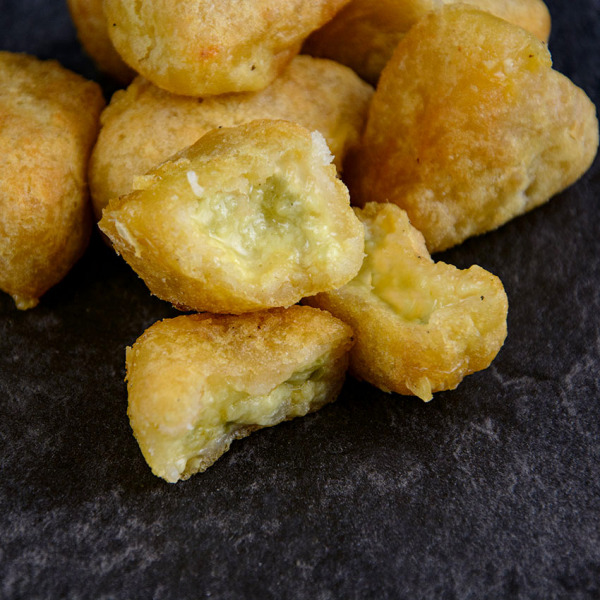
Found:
1,1 -> 599,598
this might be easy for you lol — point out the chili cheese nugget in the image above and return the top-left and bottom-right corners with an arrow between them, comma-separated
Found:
304,0 -> 551,84
89,56 -> 373,220
99,120 -> 365,314
347,6 -> 598,252
104,0 -> 351,96
126,306 -> 354,482
67,0 -> 134,84
0,52 -> 104,310
304,203 -> 508,401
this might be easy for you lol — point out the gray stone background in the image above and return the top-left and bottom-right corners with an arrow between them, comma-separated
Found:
0,1 -> 599,598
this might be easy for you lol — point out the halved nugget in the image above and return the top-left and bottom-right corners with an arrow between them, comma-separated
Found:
67,0 -> 134,83
89,56 -> 373,219
104,0 -> 351,96
99,120 -> 365,314
304,203 -> 508,401
0,52 -> 104,309
126,306 -> 354,482
347,5 -> 598,252
304,0 -> 551,84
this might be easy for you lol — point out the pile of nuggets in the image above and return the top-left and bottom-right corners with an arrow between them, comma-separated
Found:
1,0 -> 597,482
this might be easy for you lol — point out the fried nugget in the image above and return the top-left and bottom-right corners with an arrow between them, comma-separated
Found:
99,120 -> 365,314
67,0 -> 134,83
104,0 -> 351,96
0,52 -> 104,310
304,0 -> 551,84
89,55 -> 373,220
347,6 -> 598,252
304,203 -> 508,401
126,306 -> 354,482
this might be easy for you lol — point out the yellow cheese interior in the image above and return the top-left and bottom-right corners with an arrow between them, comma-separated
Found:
160,161 -> 344,286
350,206 -> 487,324
143,357 -> 332,482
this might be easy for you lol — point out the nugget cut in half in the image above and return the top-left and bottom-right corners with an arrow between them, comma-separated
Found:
104,0 -> 351,96
90,56 -> 373,219
304,203 -> 508,401
347,5 -> 598,252
67,0 -> 134,83
0,52 -> 104,309
304,0 -> 551,84
100,120 -> 364,314
126,306 -> 354,482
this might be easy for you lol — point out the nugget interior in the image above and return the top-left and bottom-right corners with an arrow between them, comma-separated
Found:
305,203 -> 508,400
126,307 -> 354,482
100,120 -> 364,314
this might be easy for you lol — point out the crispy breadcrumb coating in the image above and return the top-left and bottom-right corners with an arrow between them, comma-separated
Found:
67,0 -> 134,83
104,0 -> 352,96
89,56 -> 373,220
304,0 -> 551,84
0,52 -> 104,309
346,5 -> 598,252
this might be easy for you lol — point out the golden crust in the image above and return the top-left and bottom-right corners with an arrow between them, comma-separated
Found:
126,306 -> 354,482
66,0 -> 134,83
89,55 -> 373,220
304,203 -> 508,401
0,52 -> 105,309
99,120 -> 365,314
454,0 -> 551,41
104,0 -> 351,96
347,5 -> 598,252
304,0 -> 551,84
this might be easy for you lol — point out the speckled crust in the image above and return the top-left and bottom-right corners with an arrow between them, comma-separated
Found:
304,203 -> 508,401
66,0 -> 134,83
104,0 -> 351,96
0,52 -> 104,310
304,0 -> 551,84
89,55 -> 373,220
99,120 -> 365,314
346,6 -> 598,252
126,306 -> 354,482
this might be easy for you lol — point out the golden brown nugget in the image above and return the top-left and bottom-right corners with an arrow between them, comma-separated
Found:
304,203 -> 508,401
99,120 -> 365,314
304,0 -> 551,84
67,0 -> 134,84
347,6 -> 598,252
0,52 -> 104,310
104,0 -> 351,96
89,55 -> 373,220
126,306 -> 354,482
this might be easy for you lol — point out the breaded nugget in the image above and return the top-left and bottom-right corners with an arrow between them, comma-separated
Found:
347,6 -> 598,252
104,0 -> 351,96
304,0 -> 551,84
304,203 -> 508,401
126,306 -> 354,482
67,0 -> 134,83
0,52 -> 104,310
89,55 -> 373,220
99,120 -> 365,314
